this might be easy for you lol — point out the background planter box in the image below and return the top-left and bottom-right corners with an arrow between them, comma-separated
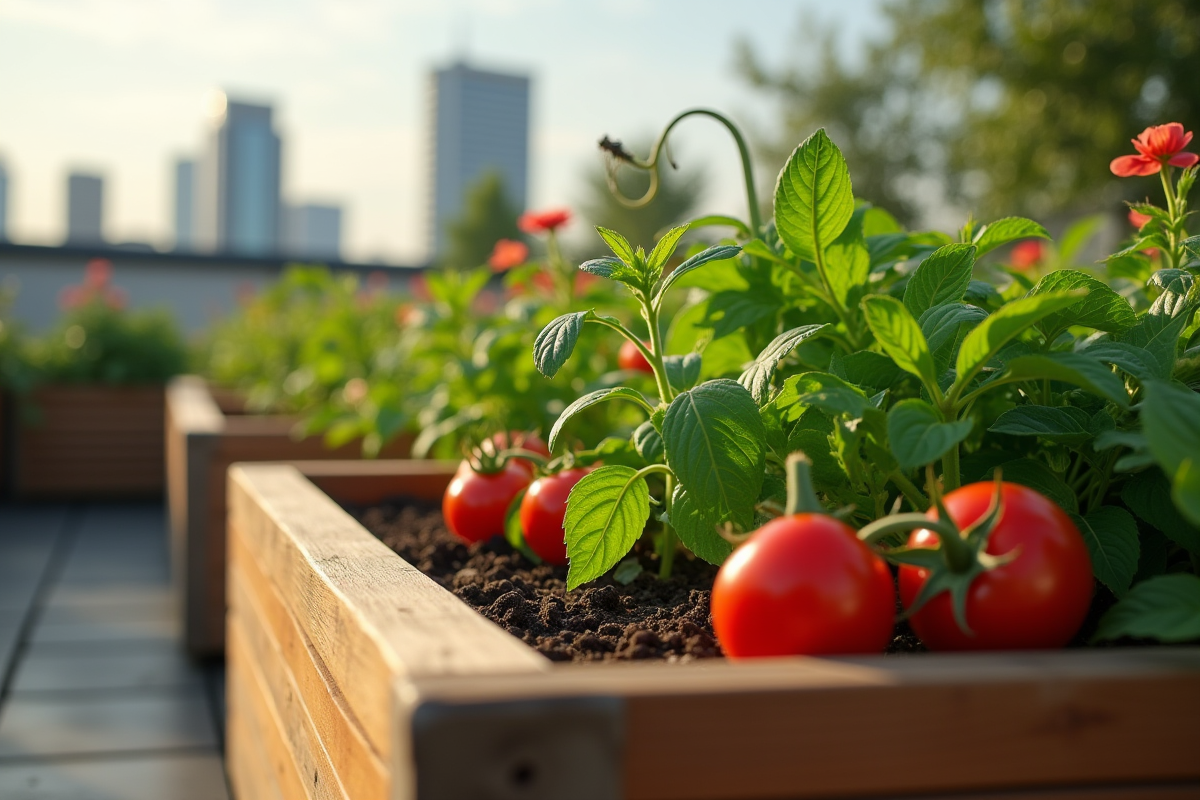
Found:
10,384 -> 165,498
166,375 -> 413,657
227,460 -> 1200,800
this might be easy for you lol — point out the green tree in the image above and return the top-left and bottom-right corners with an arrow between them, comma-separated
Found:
442,171 -> 522,269
738,1 -> 1200,221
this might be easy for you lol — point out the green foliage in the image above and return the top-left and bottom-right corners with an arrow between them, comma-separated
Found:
441,171 -> 523,270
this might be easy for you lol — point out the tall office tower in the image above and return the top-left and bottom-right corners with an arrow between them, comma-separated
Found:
0,160 -> 8,241
195,93 -> 282,256
174,158 -> 196,251
66,172 -> 105,245
426,62 -> 530,258
282,203 -> 342,260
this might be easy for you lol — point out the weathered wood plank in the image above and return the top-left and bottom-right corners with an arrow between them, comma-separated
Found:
228,463 -> 549,763
230,526 -> 388,800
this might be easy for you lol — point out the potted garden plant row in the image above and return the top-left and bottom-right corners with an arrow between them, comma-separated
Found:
223,115 -> 1200,799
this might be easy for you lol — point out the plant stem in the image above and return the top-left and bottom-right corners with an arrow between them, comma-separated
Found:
785,454 -> 824,515
644,301 -> 674,403
659,473 -> 677,579
942,442 -> 961,493
1160,167 -> 1180,269
889,470 -> 930,510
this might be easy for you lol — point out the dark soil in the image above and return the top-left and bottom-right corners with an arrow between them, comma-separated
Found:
350,498 -> 929,663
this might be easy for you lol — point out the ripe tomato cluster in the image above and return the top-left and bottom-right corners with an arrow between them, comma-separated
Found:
441,432 -> 586,566
711,480 -> 1093,658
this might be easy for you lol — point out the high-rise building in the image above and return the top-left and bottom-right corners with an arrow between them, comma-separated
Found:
0,160 -> 8,242
195,93 -> 282,256
174,158 -> 196,252
283,203 -> 342,260
66,172 -> 104,245
426,62 -> 530,258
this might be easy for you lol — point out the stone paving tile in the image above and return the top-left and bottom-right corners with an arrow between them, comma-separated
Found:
30,599 -> 178,645
0,752 -> 229,799
0,690 -> 217,759
11,644 -> 203,695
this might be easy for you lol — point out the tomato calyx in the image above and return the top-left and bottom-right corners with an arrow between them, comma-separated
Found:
465,434 -> 551,475
858,471 -> 1019,635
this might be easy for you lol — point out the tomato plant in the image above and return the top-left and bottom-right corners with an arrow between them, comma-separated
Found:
519,467 -> 589,565
442,458 -> 532,544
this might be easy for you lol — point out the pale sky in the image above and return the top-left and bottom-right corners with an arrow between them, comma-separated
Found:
0,0 -> 884,264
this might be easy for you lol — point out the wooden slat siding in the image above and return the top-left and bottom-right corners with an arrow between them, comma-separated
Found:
227,602 -> 317,800
406,649 -> 1200,800
230,525 -> 388,800
226,664 -> 287,800
227,464 -> 549,767
13,385 -> 166,496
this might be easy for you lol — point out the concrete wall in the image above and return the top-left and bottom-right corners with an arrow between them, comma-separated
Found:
0,243 -> 424,335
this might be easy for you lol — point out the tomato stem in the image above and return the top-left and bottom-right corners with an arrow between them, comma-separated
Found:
659,473 -> 677,579
785,453 -> 824,516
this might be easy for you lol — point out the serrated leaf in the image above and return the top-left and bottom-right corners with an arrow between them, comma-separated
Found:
1028,270 -> 1137,336
705,290 -> 779,340
632,421 -> 664,463
887,398 -> 972,471
861,295 -> 940,396
772,372 -> 870,422
1093,574 -> 1200,643
578,256 -> 626,279
773,128 -> 854,264
972,217 -> 1050,257
1071,507 -> 1139,597
826,233 -> 870,307
988,405 -> 1092,444
836,350 -> 904,392
669,485 -> 733,565
662,380 -> 765,530
903,243 -> 977,319
954,292 -> 1084,389
595,226 -> 635,265
737,324 -> 828,405
1116,306 -> 1194,378
646,223 -> 689,274
998,352 -> 1130,408
547,386 -> 653,452
663,353 -> 702,393
534,311 -> 589,378
655,244 -> 742,303
1148,268 -> 1196,319
564,466 -> 651,589
1142,381 -> 1200,477
987,458 -> 1077,514
1079,341 -> 1159,382
919,302 -> 988,373
1122,468 -> 1200,555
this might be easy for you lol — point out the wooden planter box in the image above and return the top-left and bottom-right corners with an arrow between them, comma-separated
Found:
166,376 -> 413,657
10,384 -> 166,497
227,460 -> 1200,800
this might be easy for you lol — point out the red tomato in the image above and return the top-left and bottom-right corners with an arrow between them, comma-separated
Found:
711,514 -> 895,658
442,459 -> 531,544
618,340 -> 655,374
898,482 -> 1093,651
518,468 -> 588,565
490,431 -> 550,474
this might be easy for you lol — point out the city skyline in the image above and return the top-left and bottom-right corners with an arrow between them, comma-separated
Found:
0,0 -> 883,263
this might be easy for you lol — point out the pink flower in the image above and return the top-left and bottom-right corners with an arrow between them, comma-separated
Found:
488,239 -> 529,272
1010,240 -> 1045,270
1110,123 -> 1199,177
1128,209 -> 1153,229
84,258 -> 113,289
59,286 -> 87,310
518,208 -> 572,235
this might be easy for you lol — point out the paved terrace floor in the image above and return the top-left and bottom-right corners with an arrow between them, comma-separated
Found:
0,504 -> 229,799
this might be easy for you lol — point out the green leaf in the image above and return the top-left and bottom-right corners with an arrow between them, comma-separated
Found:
663,353 -> 702,393
861,295 -> 940,396
826,233 -> 870,307
682,214 -> 751,238
772,372 -> 870,421
972,217 -> 1050,257
705,290 -> 779,340
995,353 -> 1130,408
564,466 -> 651,590
773,128 -> 854,264
577,256 -> 625,279
835,350 -> 904,393
662,379 -> 766,529
1121,468 -> 1200,555
1174,459 -> 1200,527
654,244 -> 742,303
903,243 -> 977,319
1142,381 -> 1200,477
886,398 -> 973,471
668,485 -> 733,565
1116,308 -> 1194,379
1148,268 -> 1196,319
1093,574 -> 1200,643
919,302 -> 988,372
988,405 -> 1092,444
1028,270 -> 1137,336
1058,215 -> 1105,264
1070,507 -> 1140,597
737,324 -> 828,405
632,421 -> 664,463
533,311 -> 589,378
595,226 -> 635,265
646,223 -> 689,274
954,292 -> 1084,390
1079,342 -> 1159,382
987,458 -> 1077,514
547,386 -> 653,452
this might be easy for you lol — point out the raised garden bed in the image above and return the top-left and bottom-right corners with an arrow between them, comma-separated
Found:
9,384 -> 166,498
227,460 -> 1200,800
166,375 -> 413,657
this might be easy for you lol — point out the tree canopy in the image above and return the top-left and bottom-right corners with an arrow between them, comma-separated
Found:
441,171 -> 522,269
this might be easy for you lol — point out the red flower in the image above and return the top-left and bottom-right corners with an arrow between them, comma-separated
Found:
1010,240 -> 1045,270
488,239 -> 529,272
84,258 -> 113,288
408,273 -> 431,303
518,208 -> 572,235
1110,123 -> 1199,177
1128,209 -> 1153,229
